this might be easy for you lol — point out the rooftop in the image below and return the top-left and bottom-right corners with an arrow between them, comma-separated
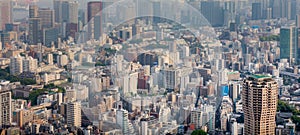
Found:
250,74 -> 272,79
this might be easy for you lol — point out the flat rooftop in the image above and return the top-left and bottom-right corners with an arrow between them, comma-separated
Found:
250,74 -> 272,79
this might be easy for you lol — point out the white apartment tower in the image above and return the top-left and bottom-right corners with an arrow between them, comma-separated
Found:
10,55 -> 23,76
23,56 -> 38,73
116,108 -> 135,134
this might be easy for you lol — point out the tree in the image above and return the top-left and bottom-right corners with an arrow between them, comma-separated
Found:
191,130 -> 207,135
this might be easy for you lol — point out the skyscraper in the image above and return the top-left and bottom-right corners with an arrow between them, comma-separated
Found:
116,107 -> 135,134
29,5 -> 39,18
28,18 -> 42,45
87,1 -> 103,40
23,56 -> 38,73
10,55 -> 23,76
54,0 -> 63,23
54,0 -> 78,23
296,14 -> 300,28
38,8 -> 55,29
152,1 -> 161,24
243,75 -> 278,135
190,108 -> 201,129
0,0 -> 13,30
271,0 -> 297,20
66,102 -> 81,127
280,26 -> 298,63
68,1 -> 79,24
252,3 -> 262,20
87,2 -> 103,22
0,88 -> 12,127
201,1 -> 224,27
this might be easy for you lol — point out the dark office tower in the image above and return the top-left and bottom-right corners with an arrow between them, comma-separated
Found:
38,8 -> 55,29
0,0 -> 13,30
1,32 -> 11,47
61,1 -> 70,23
280,27 -> 298,63
272,0 -> 297,20
87,2 -> 103,40
271,0 -> 281,18
137,52 -> 158,67
29,18 -> 42,45
201,1 -> 224,27
152,1 -> 161,24
54,0 -> 78,23
87,2 -> 103,22
252,3 -> 262,20
78,10 -> 86,25
43,27 -> 59,47
66,23 -> 78,39
261,0 -> 271,19
54,0 -> 62,23
286,0 -> 297,20
29,5 -> 39,18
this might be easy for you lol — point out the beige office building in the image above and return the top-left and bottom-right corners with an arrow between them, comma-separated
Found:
242,75 -> 278,135
66,102 -> 81,127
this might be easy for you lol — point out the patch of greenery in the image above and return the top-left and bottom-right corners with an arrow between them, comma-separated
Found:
191,130 -> 207,135
259,35 -> 280,42
278,100 -> 294,112
28,89 -> 47,106
278,100 -> 300,131
95,61 -> 106,67
104,48 -> 117,56
0,68 -> 36,85
44,83 -> 66,93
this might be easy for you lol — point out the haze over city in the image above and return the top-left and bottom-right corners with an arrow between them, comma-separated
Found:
0,0 -> 300,135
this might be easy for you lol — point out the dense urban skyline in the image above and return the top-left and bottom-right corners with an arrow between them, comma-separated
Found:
0,0 -> 299,134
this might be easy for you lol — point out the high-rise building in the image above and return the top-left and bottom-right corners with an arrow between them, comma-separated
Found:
87,2 -> 103,22
43,27 -> 59,47
162,67 -> 180,91
190,108 -> 201,129
116,107 -> 135,134
296,14 -> 300,28
54,0 -> 78,23
271,0 -> 297,20
10,55 -> 23,76
141,121 -> 148,135
47,53 -> 53,65
57,55 -> 68,67
66,102 -> 81,127
29,5 -> 39,18
28,18 -> 42,45
0,0 -> 13,30
54,0 -> 64,23
252,3 -> 262,20
68,1 -> 79,24
152,1 -> 161,24
0,88 -> 12,127
201,1 -> 224,27
38,8 -> 55,29
23,56 -> 38,73
1,32 -> 10,47
280,26 -> 298,63
242,75 -> 278,135
87,1 -> 103,40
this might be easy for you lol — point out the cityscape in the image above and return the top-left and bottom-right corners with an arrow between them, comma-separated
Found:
0,0 -> 300,134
